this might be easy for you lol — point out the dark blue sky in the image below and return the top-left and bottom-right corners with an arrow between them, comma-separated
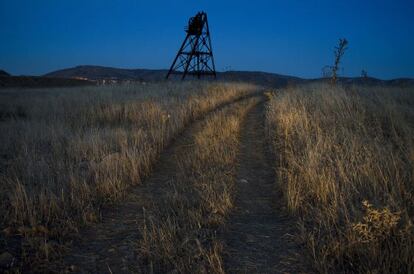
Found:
1,0 -> 413,79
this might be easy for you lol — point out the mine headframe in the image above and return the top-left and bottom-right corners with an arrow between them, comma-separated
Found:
166,11 -> 216,80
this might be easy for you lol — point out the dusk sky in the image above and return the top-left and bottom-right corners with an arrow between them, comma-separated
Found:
1,0 -> 413,79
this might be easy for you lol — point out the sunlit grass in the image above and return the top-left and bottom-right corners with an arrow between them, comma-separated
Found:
265,83 -> 414,273
139,97 -> 259,273
0,81 -> 258,270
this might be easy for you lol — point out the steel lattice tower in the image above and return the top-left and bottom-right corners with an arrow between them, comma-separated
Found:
166,12 -> 216,80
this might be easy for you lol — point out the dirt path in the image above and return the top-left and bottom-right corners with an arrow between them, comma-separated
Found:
56,95 -> 305,273
58,96 -> 259,273
222,101 -> 305,273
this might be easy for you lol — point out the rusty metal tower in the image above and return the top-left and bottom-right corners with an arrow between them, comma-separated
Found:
166,11 -> 216,80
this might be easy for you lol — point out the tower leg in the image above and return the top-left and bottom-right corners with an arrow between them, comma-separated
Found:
181,35 -> 200,80
166,34 -> 190,79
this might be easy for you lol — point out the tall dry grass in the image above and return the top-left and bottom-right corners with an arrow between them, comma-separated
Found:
265,84 -> 414,273
0,81 -> 257,269
139,98 -> 259,273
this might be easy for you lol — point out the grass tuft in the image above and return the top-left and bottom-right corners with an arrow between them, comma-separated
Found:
0,81 -> 258,271
265,83 -> 414,273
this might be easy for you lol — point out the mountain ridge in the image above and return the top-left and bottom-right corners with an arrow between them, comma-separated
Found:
0,69 -> 11,77
44,65 -> 414,87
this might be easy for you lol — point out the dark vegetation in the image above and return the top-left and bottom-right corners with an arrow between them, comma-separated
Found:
0,75 -> 92,88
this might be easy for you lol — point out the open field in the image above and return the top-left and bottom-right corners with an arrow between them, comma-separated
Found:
266,83 -> 414,273
61,96 -> 260,273
1,0 -> 413,272
0,82 -> 258,271
1,81 -> 413,273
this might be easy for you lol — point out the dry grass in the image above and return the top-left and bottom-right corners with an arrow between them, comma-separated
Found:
0,81 -> 258,270
265,83 -> 414,273
139,98 -> 259,273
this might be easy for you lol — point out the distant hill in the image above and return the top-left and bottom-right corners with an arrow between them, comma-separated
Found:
44,65 -> 168,81
3,65 -> 411,89
311,76 -> 414,87
0,70 -> 11,77
0,68 -> 94,88
42,65 -> 414,88
44,65 -> 303,87
379,78 -> 414,87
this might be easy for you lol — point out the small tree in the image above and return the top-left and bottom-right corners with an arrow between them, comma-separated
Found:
331,38 -> 348,84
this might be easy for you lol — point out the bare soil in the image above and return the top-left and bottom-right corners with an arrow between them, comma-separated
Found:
222,101 -> 306,273
55,96 -> 305,273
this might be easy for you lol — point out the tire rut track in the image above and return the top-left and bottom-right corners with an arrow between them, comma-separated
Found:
222,101 -> 306,273
57,94 -> 261,273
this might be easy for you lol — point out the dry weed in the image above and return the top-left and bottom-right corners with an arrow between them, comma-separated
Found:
0,81 -> 257,271
265,83 -> 414,273
139,98 -> 259,273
